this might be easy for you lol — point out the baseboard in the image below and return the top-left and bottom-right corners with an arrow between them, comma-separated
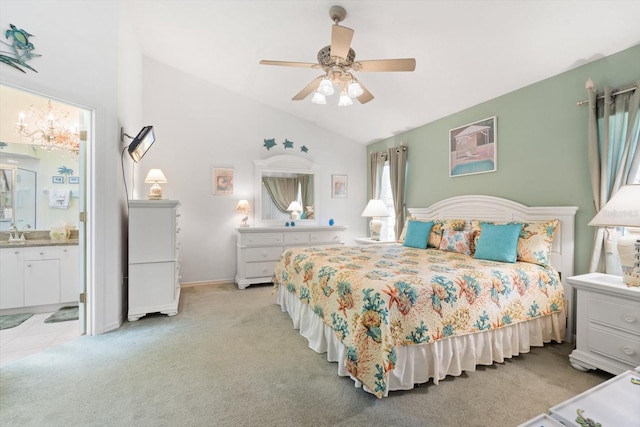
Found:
180,279 -> 235,288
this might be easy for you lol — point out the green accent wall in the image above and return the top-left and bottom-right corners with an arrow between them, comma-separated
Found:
368,44 -> 640,275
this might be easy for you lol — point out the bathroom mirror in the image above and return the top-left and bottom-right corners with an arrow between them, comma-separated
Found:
254,155 -> 320,226
0,84 -> 88,232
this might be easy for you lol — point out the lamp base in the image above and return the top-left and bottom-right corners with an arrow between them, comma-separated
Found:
369,218 -> 382,241
148,183 -> 163,200
618,230 -> 640,287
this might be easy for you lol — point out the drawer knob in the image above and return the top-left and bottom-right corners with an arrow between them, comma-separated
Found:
623,314 -> 636,323
261,252 -> 268,258
623,346 -> 635,356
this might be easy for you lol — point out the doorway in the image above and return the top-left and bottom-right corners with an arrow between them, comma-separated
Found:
0,84 -> 90,359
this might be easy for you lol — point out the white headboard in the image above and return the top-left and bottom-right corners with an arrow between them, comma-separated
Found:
409,195 -> 578,341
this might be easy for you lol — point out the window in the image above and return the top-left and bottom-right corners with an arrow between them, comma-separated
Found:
378,162 -> 396,241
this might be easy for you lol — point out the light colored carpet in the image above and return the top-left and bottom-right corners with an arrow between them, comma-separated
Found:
0,283 -> 611,426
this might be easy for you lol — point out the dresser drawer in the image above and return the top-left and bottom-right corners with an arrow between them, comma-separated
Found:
242,233 -> 284,246
588,327 -> 640,366
245,261 -> 278,279
587,296 -> 640,334
284,232 -> 309,245
310,231 -> 343,244
245,246 -> 284,262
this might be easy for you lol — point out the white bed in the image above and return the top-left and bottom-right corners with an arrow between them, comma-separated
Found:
276,195 -> 578,397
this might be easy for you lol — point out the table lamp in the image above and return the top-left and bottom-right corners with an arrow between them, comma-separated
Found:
287,201 -> 302,220
361,199 -> 390,241
236,200 -> 250,227
144,169 -> 167,200
588,184 -> 640,287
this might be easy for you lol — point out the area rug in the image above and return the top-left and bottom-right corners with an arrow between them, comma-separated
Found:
0,313 -> 33,330
44,306 -> 78,323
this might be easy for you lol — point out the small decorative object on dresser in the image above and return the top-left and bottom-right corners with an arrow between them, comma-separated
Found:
567,273 -> 640,375
235,199 -> 250,227
235,225 -> 347,289
144,169 -> 167,200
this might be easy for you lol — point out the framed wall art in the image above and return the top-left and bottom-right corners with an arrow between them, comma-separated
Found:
52,176 -> 64,184
449,116 -> 497,177
331,174 -> 347,198
213,167 -> 234,195
68,176 -> 79,184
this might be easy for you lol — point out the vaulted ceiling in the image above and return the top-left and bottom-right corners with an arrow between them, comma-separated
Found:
125,0 -> 640,144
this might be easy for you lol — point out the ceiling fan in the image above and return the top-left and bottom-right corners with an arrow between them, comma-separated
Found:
259,5 -> 416,106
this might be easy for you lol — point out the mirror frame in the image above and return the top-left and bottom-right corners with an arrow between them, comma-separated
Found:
254,155 -> 320,227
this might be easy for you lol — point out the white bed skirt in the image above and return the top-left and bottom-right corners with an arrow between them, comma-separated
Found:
276,284 -> 566,397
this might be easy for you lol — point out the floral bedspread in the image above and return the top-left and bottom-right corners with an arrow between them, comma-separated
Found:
273,244 -> 564,398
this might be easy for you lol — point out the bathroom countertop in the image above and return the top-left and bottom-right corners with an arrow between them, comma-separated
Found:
0,238 -> 79,248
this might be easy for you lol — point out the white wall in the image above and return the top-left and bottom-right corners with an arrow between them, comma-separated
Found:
140,58 -> 368,283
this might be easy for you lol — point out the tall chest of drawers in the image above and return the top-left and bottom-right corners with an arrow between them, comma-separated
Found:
128,200 -> 181,321
235,225 -> 347,289
567,273 -> 640,374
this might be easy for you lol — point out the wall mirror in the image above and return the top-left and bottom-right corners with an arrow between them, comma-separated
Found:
0,84 -> 89,232
254,155 -> 320,226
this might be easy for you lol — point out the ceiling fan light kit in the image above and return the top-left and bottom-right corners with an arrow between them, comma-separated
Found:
259,5 -> 416,106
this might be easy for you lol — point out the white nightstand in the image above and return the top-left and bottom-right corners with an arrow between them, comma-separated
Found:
567,273 -> 640,375
353,237 -> 397,245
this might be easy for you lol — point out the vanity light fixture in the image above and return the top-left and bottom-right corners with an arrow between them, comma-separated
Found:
236,200 -> 250,227
144,169 -> 167,200
361,199 -> 390,241
588,184 -> 640,286
287,201 -> 303,220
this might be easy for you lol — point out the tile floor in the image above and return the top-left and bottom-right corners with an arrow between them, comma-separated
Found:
0,313 -> 79,367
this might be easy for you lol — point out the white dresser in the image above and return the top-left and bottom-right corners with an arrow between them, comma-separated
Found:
128,200 -> 181,321
235,225 -> 347,289
567,273 -> 640,374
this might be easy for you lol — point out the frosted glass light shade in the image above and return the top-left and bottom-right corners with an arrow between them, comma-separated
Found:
311,92 -> 327,105
348,81 -> 363,98
318,78 -> 335,96
338,94 -> 353,107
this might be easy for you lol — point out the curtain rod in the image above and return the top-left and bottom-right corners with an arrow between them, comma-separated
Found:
576,86 -> 636,106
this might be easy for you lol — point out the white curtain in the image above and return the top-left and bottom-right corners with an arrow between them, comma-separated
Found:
587,80 -> 640,273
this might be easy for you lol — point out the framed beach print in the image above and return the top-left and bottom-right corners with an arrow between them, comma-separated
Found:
68,176 -> 79,184
331,174 -> 347,198
52,176 -> 64,184
449,116 -> 497,177
213,167 -> 234,195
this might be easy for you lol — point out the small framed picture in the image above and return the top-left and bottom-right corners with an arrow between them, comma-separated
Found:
213,167 -> 234,195
331,174 -> 347,198
52,176 -> 64,184
449,116 -> 497,177
68,176 -> 79,184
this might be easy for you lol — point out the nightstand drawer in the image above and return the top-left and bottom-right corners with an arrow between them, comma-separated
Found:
588,327 -> 640,366
588,297 -> 640,334
246,261 -> 277,278
245,247 -> 284,262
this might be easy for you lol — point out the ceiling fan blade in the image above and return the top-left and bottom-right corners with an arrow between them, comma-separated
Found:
353,58 -> 416,72
356,81 -> 374,104
260,60 -> 319,69
292,76 -> 324,101
330,24 -> 354,60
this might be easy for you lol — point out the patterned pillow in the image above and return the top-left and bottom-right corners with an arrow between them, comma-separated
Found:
429,219 -> 466,248
517,219 -> 559,267
438,230 -> 473,255
471,219 -> 559,266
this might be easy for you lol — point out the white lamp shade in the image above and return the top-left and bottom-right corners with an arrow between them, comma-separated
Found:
361,199 -> 390,218
588,184 -> 640,227
338,93 -> 353,107
348,81 -> 363,98
236,200 -> 250,212
311,92 -> 327,105
144,169 -> 167,183
318,78 -> 335,96
287,201 -> 303,212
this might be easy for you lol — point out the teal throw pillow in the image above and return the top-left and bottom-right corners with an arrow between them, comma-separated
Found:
403,220 -> 434,249
474,222 -> 523,263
